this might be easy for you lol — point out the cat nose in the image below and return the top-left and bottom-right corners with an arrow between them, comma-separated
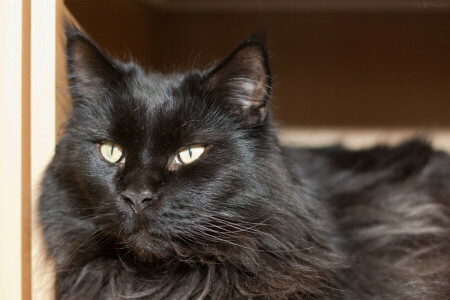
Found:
121,189 -> 157,212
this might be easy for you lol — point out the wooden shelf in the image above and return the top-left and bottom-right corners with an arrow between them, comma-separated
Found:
139,0 -> 450,12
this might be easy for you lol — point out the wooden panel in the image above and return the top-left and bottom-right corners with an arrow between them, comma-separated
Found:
141,0 -> 450,12
22,0 -> 32,298
0,1 -> 23,299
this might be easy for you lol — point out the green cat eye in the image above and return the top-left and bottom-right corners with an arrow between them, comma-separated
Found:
99,142 -> 124,163
175,145 -> 205,165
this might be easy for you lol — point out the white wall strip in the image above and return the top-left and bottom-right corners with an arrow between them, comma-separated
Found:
0,0 -> 23,299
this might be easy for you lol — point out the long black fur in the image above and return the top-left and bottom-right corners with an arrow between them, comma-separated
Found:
39,27 -> 450,299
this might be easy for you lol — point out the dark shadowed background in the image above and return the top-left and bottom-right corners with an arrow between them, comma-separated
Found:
64,0 -> 450,128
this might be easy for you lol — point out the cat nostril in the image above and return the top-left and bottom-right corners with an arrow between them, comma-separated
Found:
122,196 -> 134,206
142,197 -> 153,204
121,196 -> 138,213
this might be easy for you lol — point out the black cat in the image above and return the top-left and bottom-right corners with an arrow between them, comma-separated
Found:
39,26 -> 450,299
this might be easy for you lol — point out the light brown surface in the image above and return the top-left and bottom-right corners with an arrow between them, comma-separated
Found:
279,127 -> 450,151
22,0 -> 31,298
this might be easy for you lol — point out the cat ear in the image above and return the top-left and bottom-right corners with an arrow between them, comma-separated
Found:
205,31 -> 271,124
65,25 -> 122,101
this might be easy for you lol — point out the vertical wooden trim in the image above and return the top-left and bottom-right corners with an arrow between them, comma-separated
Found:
31,0 -> 56,299
22,0 -> 32,298
0,0 -> 23,299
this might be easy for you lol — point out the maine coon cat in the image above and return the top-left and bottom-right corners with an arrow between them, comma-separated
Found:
39,26 -> 450,299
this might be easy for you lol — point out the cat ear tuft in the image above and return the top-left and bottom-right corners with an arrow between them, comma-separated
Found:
65,25 -> 121,101
206,30 -> 272,124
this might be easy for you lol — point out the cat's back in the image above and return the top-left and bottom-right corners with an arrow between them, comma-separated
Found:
284,139 -> 450,299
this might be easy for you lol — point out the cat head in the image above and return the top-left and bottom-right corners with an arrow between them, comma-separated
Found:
60,26 -> 285,260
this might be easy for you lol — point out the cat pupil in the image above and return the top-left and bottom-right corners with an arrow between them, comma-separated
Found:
111,144 -> 115,156
189,146 -> 192,158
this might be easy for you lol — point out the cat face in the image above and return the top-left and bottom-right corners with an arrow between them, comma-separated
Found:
62,28 -> 274,259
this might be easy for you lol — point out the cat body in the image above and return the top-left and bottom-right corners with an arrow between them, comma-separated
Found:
287,141 -> 450,299
38,27 -> 450,299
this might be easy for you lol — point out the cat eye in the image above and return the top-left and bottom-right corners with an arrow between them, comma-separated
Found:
174,145 -> 205,165
99,142 -> 125,164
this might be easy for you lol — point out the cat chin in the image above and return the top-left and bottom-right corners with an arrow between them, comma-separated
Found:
124,231 -> 176,260
122,229 -> 232,262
